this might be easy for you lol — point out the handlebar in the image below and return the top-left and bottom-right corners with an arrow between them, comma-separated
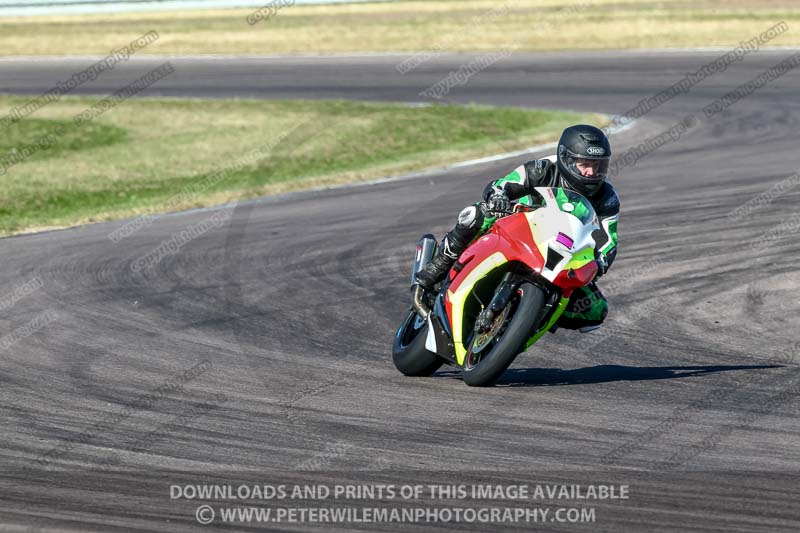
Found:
484,203 -> 537,217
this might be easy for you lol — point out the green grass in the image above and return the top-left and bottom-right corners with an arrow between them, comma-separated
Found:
1,118 -> 127,161
0,95 -> 604,235
1,0 -> 798,55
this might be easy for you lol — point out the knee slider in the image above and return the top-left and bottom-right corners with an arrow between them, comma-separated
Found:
456,205 -> 480,229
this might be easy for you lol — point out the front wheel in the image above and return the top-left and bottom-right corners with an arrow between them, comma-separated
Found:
392,309 -> 445,376
461,282 -> 546,387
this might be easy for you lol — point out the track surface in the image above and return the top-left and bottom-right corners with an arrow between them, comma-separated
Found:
1,52 -> 800,531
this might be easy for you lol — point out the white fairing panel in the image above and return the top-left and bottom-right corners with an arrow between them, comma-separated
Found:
527,188 -> 600,282
425,315 -> 437,352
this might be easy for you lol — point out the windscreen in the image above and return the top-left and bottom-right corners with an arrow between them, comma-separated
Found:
551,188 -> 597,225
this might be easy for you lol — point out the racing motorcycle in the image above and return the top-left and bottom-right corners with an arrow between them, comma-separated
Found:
392,187 -> 600,386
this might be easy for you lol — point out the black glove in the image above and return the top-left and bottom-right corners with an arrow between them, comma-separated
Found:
486,190 -> 511,216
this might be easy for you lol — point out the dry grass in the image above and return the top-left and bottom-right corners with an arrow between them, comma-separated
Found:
0,0 -> 798,55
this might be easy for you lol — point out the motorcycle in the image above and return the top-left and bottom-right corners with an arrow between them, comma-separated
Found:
392,187 -> 600,386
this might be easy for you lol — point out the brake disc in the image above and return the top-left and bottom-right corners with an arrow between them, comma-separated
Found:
470,303 -> 511,355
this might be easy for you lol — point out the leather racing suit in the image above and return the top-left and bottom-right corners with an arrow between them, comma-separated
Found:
434,155 -> 620,330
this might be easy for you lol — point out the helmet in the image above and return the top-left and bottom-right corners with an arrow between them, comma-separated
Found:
556,124 -> 611,197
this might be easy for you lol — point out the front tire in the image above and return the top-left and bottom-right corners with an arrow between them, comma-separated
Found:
392,309 -> 445,376
461,282 -> 546,387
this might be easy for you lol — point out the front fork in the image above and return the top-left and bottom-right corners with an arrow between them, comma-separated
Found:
476,271 -> 562,338
475,272 -> 516,331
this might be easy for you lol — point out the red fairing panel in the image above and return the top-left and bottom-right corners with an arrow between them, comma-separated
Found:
447,214 -> 546,294
554,261 -> 598,296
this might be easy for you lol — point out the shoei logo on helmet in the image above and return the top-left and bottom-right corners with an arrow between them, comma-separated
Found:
586,146 -> 606,156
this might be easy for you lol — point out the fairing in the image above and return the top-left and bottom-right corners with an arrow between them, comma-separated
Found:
443,187 -> 600,364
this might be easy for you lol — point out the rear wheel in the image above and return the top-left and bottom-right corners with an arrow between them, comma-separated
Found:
392,309 -> 445,376
461,282 -> 546,387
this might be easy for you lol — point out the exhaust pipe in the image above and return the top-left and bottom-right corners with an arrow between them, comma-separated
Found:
410,234 -> 437,285
409,234 -> 437,319
412,285 -> 430,319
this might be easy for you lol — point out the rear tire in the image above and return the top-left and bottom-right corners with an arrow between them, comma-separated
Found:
461,282 -> 546,387
392,309 -> 445,376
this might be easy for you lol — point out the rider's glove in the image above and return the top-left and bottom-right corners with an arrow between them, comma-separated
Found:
486,190 -> 511,217
595,253 -> 609,279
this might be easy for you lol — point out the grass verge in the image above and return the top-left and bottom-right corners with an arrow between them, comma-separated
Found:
0,0 -> 798,55
0,95 -> 605,235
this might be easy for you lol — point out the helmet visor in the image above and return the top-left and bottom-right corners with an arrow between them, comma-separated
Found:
573,157 -> 609,180
563,147 -> 609,181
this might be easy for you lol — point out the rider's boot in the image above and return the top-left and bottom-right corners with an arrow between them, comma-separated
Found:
414,234 -> 462,290
414,205 -> 484,291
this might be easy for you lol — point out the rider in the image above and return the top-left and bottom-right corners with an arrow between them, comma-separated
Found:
414,124 -> 620,332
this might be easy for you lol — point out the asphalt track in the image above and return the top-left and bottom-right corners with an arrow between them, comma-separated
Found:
1,51 -> 800,532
